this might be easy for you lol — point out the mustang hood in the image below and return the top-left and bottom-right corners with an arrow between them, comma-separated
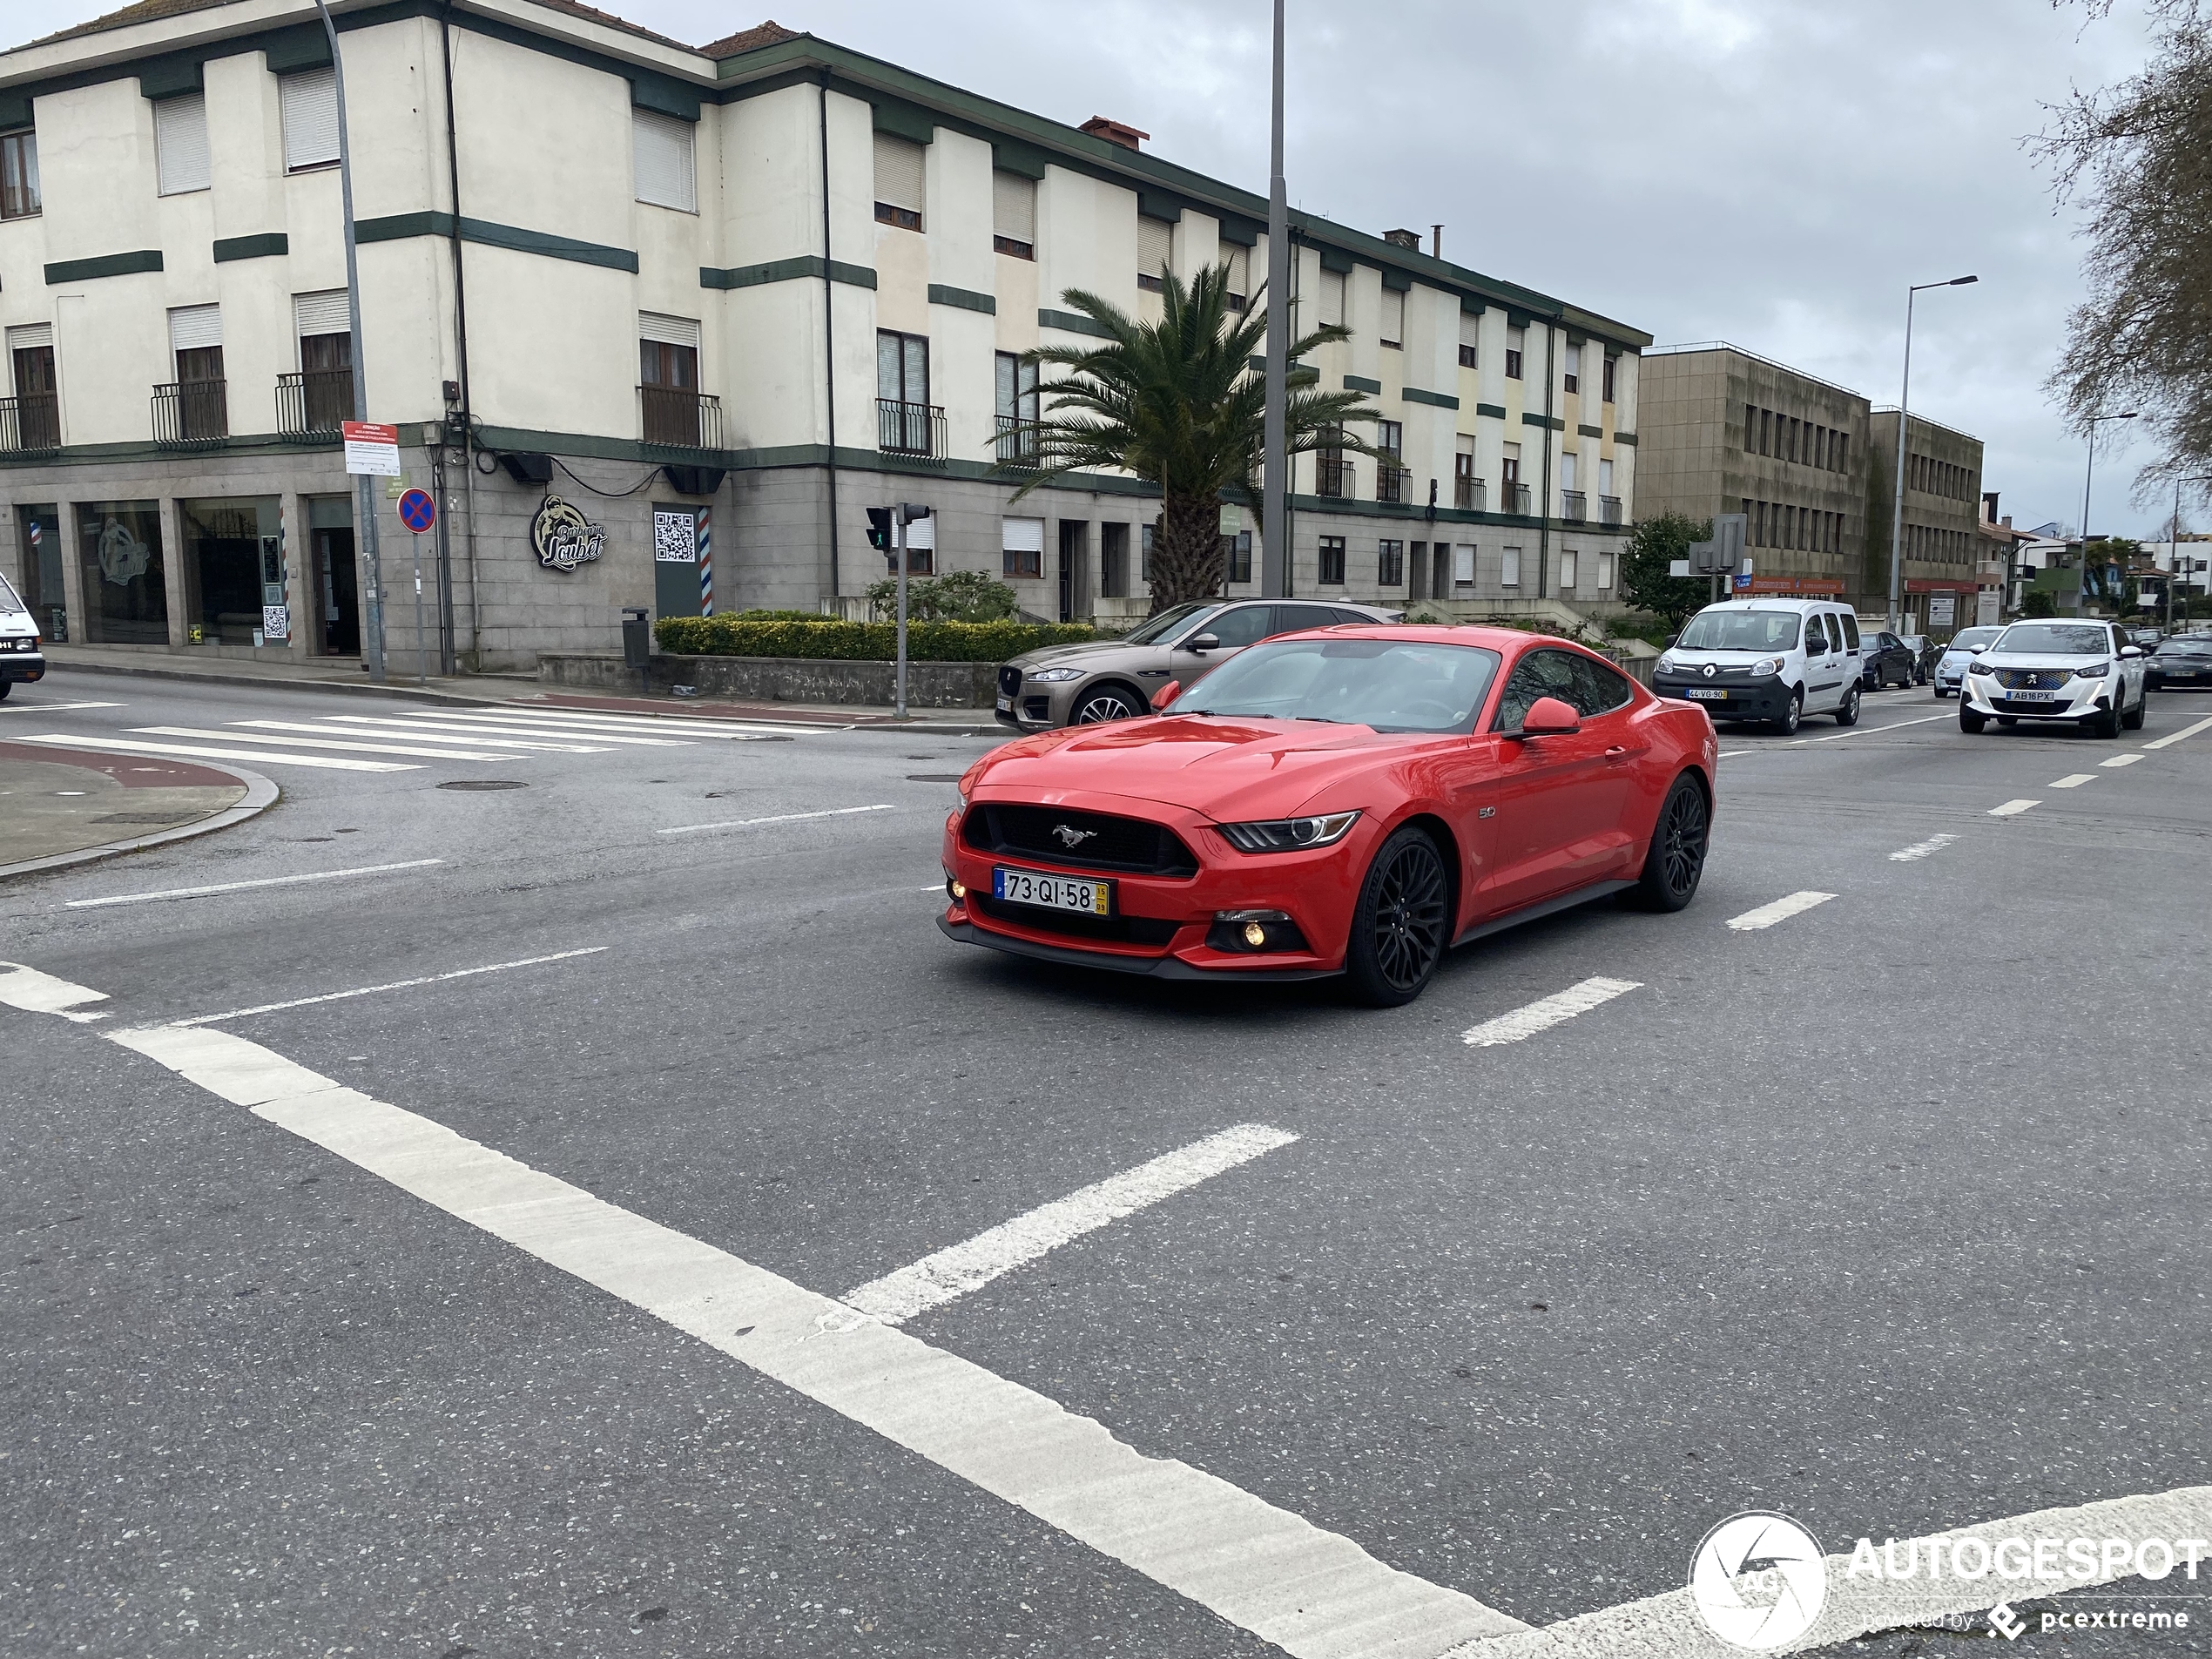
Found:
968,715 -> 1453,821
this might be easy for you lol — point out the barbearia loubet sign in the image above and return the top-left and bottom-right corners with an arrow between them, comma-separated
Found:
531,496 -> 606,572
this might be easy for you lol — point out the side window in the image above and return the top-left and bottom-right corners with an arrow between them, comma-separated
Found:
1206,604 -> 1278,648
1568,654 -> 1635,716
1804,615 -> 1828,654
1272,604 -> 1342,636
1493,649 -> 1580,730
1840,614 -> 1861,651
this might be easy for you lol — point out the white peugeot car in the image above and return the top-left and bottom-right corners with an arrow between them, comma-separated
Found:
1960,618 -> 2149,738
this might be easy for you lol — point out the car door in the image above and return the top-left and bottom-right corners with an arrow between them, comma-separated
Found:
1168,603 -> 1275,689
1836,610 -> 1864,686
1477,648 -> 1621,915
1800,611 -> 1838,711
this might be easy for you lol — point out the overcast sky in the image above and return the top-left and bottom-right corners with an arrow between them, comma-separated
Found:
15,0 -> 2181,536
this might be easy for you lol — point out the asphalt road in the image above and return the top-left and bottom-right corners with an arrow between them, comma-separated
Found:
3,667 -> 2209,1659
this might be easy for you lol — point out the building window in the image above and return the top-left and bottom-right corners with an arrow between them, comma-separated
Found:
1505,325 -> 1524,380
1140,522 -> 1154,582
1602,354 -> 1615,403
1835,431 -> 1848,473
1,126 -> 38,219
1002,516 -> 1044,580
1501,546 -> 1521,588
291,290 -> 353,434
1596,550 -> 1615,590
1318,536 -> 1346,585
279,68 -> 340,173
873,132 -> 924,231
640,314 -> 705,446
1380,287 -> 1404,349
878,329 -> 933,455
154,93 -> 210,196
1220,242 -> 1249,310
1101,522 -> 1130,597
992,170 -> 1035,260
1377,539 -> 1404,587
995,350 -> 1039,462
1459,309 -> 1480,370
75,501 -> 168,643
1226,529 -> 1252,583
1453,543 -> 1474,589
1137,213 -> 1173,292
1562,341 -> 1580,395
1318,268 -> 1346,328
7,323 -> 59,450
165,304 -> 226,442
633,108 -> 697,212
1558,549 -> 1578,590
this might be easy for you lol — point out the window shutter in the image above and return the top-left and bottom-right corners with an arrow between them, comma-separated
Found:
293,289 -> 349,337
280,68 -> 340,171
1453,544 -> 1474,585
7,322 -> 53,353
1460,310 -> 1481,348
1559,550 -> 1578,590
1219,242 -> 1248,295
639,311 -> 701,351
904,515 -> 934,551
169,304 -> 222,353
1319,270 -> 1345,327
873,132 -> 923,213
1136,214 -> 1173,281
1501,547 -> 1521,587
992,171 -> 1035,243
155,92 -> 210,195
1381,287 -> 1404,343
1001,516 -> 1045,554
632,108 -> 696,212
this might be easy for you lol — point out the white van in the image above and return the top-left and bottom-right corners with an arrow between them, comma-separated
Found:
0,571 -> 46,700
1651,597 -> 1865,733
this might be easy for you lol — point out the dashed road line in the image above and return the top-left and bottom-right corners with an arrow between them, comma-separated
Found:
1809,712 -> 1950,741
1725,890 -> 1836,931
5,732 -> 417,773
844,1124 -> 1298,1326
658,804 -> 898,837
64,859 -> 444,909
1989,799 -> 2040,818
0,700 -> 125,713
1889,833 -> 1959,862
1461,977 -> 1640,1047
2050,773 -> 2098,789
164,948 -> 609,1028
2141,713 -> 2212,750
2101,753 -> 2144,768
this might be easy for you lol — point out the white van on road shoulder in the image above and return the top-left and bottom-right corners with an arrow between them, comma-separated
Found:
1650,597 -> 1865,734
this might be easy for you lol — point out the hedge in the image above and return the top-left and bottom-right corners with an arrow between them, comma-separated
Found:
654,616 -> 1098,662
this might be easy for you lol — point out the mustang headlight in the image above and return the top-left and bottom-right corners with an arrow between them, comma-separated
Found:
1750,656 -> 1784,678
1216,811 -> 1362,853
1968,660 -> 1996,677
2073,660 -> 2110,678
1028,667 -> 1083,682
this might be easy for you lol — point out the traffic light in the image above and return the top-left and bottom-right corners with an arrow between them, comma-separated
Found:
866,506 -> 892,555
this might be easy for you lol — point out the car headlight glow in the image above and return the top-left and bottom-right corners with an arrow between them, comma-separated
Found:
2074,660 -> 2110,678
1751,656 -> 1784,677
1968,661 -> 1995,676
1657,652 -> 1677,674
1028,667 -> 1083,682
1216,811 -> 1362,853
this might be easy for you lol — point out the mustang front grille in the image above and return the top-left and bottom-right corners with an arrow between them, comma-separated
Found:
964,804 -> 1199,876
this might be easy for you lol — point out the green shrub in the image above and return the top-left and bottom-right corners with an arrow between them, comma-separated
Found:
655,616 -> 1097,662
726,608 -> 829,621
862,570 -> 1020,623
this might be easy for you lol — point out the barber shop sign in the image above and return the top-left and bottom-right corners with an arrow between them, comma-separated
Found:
531,496 -> 606,573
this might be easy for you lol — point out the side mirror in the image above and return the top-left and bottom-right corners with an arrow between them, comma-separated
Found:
1512,695 -> 1582,738
1185,633 -> 1221,654
1966,644 -> 1986,654
1663,634 -> 1680,650
1150,679 -> 1181,711
2120,644 -> 2143,658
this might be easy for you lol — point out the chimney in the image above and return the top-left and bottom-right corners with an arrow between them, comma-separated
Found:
1080,116 -> 1148,151
1982,489 -> 2000,523
1383,228 -> 1420,250
1432,224 -> 1444,259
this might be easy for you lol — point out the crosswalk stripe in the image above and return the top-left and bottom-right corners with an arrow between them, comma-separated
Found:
6,732 -> 416,772
462,705 -> 802,738
306,717 -> 613,752
133,726 -> 512,762
228,719 -> 608,755
366,713 -> 694,748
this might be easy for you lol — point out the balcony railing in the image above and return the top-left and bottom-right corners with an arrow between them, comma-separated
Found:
641,386 -> 723,450
1561,489 -> 1588,523
276,368 -> 352,438
0,392 -> 59,454
1500,481 -> 1532,516
1375,463 -> 1411,505
1454,474 -> 1486,513
994,414 -> 1041,466
1316,455 -> 1352,498
1600,494 -> 1622,527
152,380 -> 228,448
878,397 -> 947,460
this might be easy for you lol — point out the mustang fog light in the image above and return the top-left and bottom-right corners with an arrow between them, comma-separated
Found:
1242,921 -> 1267,948
1209,908 -> 1308,954
948,877 -> 967,900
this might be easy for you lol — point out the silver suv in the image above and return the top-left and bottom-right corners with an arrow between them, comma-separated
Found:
995,599 -> 1399,730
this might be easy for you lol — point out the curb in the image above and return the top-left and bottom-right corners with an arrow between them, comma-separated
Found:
0,762 -> 280,882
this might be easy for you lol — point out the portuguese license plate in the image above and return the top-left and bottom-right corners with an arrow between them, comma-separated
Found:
1683,688 -> 1729,701
2009,690 -> 2057,702
994,867 -> 1111,916
995,696 -> 1013,712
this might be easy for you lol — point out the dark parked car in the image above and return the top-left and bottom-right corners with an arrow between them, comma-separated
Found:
1860,630 -> 1918,689
1898,634 -> 1938,684
2147,633 -> 2212,690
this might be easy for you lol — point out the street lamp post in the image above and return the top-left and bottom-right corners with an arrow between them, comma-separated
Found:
1887,274 -> 1977,635
1260,0 -> 1290,599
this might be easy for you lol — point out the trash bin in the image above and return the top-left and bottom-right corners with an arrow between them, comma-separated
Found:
621,606 -> 651,671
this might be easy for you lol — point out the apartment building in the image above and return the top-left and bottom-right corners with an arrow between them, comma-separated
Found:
1634,342 -> 1987,630
0,0 -> 1650,671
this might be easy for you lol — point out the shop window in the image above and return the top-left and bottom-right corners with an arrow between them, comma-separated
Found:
14,503 -> 66,638
180,497 -> 282,645
76,501 -> 168,643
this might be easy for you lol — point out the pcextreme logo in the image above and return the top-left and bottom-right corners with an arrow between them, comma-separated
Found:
1689,1512 -> 1829,1649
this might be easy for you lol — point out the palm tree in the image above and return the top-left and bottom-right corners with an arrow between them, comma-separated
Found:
1000,261 -> 1380,611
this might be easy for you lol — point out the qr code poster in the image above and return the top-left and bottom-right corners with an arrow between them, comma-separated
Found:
653,509 -> 698,563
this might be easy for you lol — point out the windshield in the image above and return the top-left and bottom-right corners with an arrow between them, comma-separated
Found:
1676,609 -> 1802,651
1946,627 -> 2001,651
2157,637 -> 2212,654
1994,623 -> 2111,656
1170,638 -> 1502,733
1119,602 -> 1221,647
0,572 -> 24,616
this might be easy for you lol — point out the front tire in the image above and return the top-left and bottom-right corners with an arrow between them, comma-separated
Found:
1770,690 -> 1802,735
1071,685 -> 1143,725
2121,685 -> 2147,731
0,680 -> 10,702
2094,695 -> 2124,739
1343,826 -> 1451,1008
1833,684 -> 1861,726
1633,774 -> 1710,912
1960,701 -> 1986,733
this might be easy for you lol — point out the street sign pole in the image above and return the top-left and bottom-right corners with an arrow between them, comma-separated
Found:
1259,0 -> 1290,600
894,505 -> 908,719
396,488 -> 437,685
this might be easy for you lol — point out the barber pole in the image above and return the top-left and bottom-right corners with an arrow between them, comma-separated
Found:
697,505 -> 713,615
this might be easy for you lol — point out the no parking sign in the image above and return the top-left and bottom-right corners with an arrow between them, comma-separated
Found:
396,488 -> 435,535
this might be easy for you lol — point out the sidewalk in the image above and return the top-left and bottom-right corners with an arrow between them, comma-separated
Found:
0,741 -> 277,880
37,644 -> 1005,735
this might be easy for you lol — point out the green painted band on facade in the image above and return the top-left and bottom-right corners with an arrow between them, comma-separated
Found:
1475,402 -> 1509,420
355,211 -> 638,273
927,283 -> 996,315
991,138 -> 1049,180
870,95 -> 934,145
630,70 -> 700,121
0,429 -> 341,469
261,21 -> 333,74
1613,432 -> 1637,446
1039,308 -> 1114,340
1318,246 -> 1355,275
45,250 -> 165,285
1521,412 -> 1564,431
1137,188 -> 1185,224
1343,374 -> 1382,395
1380,267 -> 1413,293
1402,387 -> 1459,410
1578,423 -> 1602,438
1217,214 -> 1262,247
701,256 -> 878,291
137,53 -> 204,100
213,233 -> 290,263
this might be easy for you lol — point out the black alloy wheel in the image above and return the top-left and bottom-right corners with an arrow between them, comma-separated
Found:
1072,685 -> 1143,725
1634,773 -> 1710,911
1345,827 -> 1451,1007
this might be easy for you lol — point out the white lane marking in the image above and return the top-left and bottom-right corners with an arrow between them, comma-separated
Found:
300,716 -> 608,753
129,725 -> 511,762
0,700 -> 126,713
1725,890 -> 1836,931
658,804 -> 898,837
430,707 -> 793,738
229,718 -> 604,755
2101,752 -> 2144,768
845,1124 -> 1299,1326
0,961 -> 111,1014
381,712 -> 692,748
1809,712 -> 1950,741
2049,772 -> 2097,789
1716,749 -> 1755,758
64,859 -> 443,909
4,732 -> 416,772
63,1008 -> 1522,1657
1889,833 -> 1958,862
921,884 -> 949,893
2141,713 -> 2212,750
1988,799 -> 2039,817
1440,1484 -> 2212,1659
165,948 -> 609,1028
1461,977 -> 1640,1048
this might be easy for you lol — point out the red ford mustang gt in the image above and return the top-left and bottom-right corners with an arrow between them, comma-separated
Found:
937,624 -> 1716,1005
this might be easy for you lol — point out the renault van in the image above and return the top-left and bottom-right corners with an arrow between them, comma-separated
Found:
1651,597 -> 1865,733
0,572 -> 44,700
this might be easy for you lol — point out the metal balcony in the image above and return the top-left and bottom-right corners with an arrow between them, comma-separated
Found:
1500,481 -> 1532,516
641,386 -> 724,450
0,392 -> 59,454
152,379 -> 227,448
1316,455 -> 1352,499
994,414 -> 1041,466
1600,494 -> 1622,527
276,368 -> 352,438
878,397 -> 947,460
1375,463 -> 1411,505
1561,489 -> 1588,523
1453,474 -> 1485,512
